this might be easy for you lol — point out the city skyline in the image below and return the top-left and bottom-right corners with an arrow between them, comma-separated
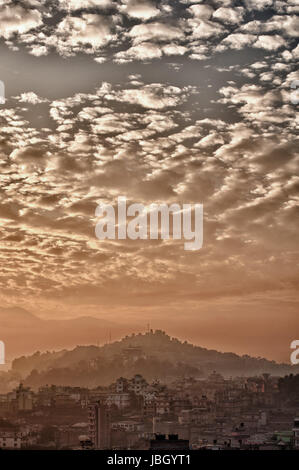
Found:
0,0 -> 298,362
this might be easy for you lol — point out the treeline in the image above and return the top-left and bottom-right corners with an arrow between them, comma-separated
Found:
278,374 -> 299,404
23,356 -> 200,389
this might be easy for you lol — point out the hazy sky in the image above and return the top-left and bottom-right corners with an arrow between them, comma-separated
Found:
0,0 -> 298,360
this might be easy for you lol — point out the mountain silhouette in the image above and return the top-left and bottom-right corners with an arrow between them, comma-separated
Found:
11,329 -> 299,388
0,306 -> 137,360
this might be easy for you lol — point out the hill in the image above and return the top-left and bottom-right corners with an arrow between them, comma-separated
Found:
10,330 -> 299,389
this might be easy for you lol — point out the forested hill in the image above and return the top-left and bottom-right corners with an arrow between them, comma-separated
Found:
11,330 -> 299,388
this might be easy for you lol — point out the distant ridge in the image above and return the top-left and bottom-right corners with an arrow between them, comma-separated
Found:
0,306 -> 138,359
11,330 -> 299,389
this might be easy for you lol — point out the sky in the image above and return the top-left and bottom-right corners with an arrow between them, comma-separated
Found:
0,0 -> 298,361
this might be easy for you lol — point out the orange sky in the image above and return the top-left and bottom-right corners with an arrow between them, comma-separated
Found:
0,0 -> 298,362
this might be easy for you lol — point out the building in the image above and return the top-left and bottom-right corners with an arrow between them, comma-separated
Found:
129,375 -> 147,395
54,393 -> 78,408
9,383 -> 33,412
143,398 -> 156,417
88,402 -> 110,449
107,392 -> 131,410
0,432 -> 22,449
111,420 -> 144,432
155,392 -> 172,415
150,434 -> 189,450
293,418 -> 299,449
0,395 -> 9,416
115,377 -> 129,393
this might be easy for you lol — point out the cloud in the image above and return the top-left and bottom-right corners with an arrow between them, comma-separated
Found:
218,83 -> 297,129
29,45 -> 49,56
188,4 -> 214,19
254,34 -> 287,50
218,33 -> 256,50
291,43 -> 299,59
55,13 -> 118,55
129,22 -> 184,44
14,92 -> 48,104
91,113 -> 132,134
9,145 -> 49,171
212,7 -> 245,24
245,0 -> 273,10
115,42 -> 163,62
162,44 -> 188,56
241,15 -> 299,38
121,0 -> 160,20
59,0 -> 114,10
115,41 -> 188,62
0,0 -> 295,64
112,84 -> 190,109
0,4 -> 42,39
188,18 -> 225,39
